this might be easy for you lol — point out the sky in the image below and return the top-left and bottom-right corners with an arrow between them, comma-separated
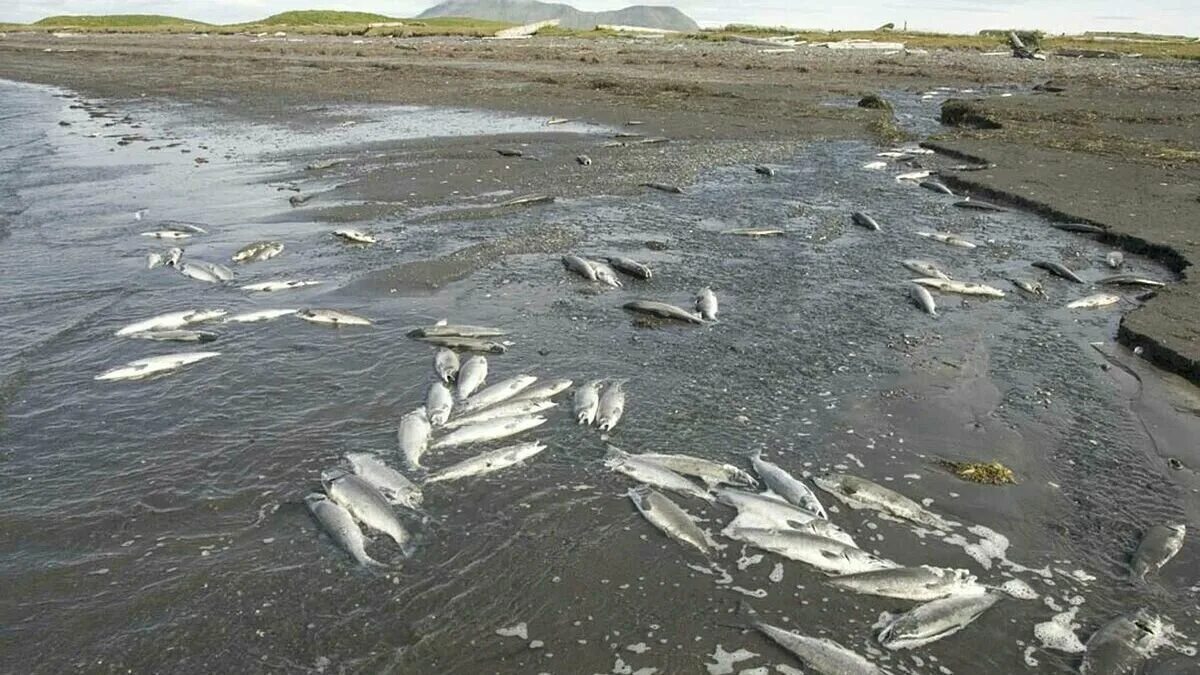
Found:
4,0 -> 1198,36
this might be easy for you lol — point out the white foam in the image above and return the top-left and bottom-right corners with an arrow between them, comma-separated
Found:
737,554 -> 765,571
496,622 -> 528,640
627,643 -> 650,654
705,645 -> 758,675
1000,579 -> 1039,600
1022,646 -> 1039,667
1034,607 -> 1086,653
728,586 -> 768,598
769,563 -> 784,583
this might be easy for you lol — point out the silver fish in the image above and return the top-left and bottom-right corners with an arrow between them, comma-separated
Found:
909,283 -> 938,316
919,180 -> 955,195
814,473 -> 950,529
511,378 -> 573,402
333,228 -> 376,244
916,231 -> 977,249
606,446 -> 713,502
429,415 -> 547,450
176,262 -> 223,284
297,308 -> 372,326
160,221 -> 207,234
115,309 -> 227,336
724,512 -> 857,548
1033,260 -> 1085,283
426,381 -> 454,426
95,351 -> 220,381
223,308 -> 298,323
187,260 -> 234,281
459,374 -> 536,412
851,212 -> 881,231
596,379 -> 627,432
164,247 -> 183,267
434,348 -> 460,383
1080,610 -> 1167,675
1067,293 -> 1120,309
877,593 -> 1000,649
829,566 -> 986,601
322,470 -> 415,557
634,453 -> 756,488
726,527 -> 897,575
912,278 -> 1006,298
902,259 -> 951,280
1106,251 -> 1124,269
304,493 -> 384,567
141,230 -> 191,240
574,379 -> 602,425
344,452 -> 423,510
721,227 -> 784,237
408,324 -> 507,339
623,300 -> 704,324
1130,523 -> 1185,580
1008,278 -> 1045,297
129,329 -> 217,343
398,407 -> 431,470
714,488 -> 820,526
413,335 -> 507,353
590,260 -> 624,288
146,252 -> 165,269
455,355 -> 488,399
606,256 -> 652,280
426,441 -> 547,483
751,454 -> 827,518
443,398 -> 555,430
242,280 -> 322,292
628,486 -> 712,555
756,623 -> 888,675
232,240 -> 283,263
562,254 -> 597,281
696,287 -> 718,321
1097,274 -> 1165,288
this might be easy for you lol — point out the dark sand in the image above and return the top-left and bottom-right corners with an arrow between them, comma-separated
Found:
1,31 -> 1198,381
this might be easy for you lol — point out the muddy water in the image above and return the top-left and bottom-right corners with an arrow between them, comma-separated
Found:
1,79 -> 1196,674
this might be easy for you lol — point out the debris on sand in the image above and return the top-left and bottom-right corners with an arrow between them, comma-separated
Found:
939,460 -> 1016,485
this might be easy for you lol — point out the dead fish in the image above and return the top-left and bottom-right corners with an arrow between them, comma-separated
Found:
574,379 -> 603,425
443,398 -> 554,430
695,287 -> 718,321
754,165 -> 776,177
223,308 -> 298,324
322,470 -> 415,556
1032,260 -> 1085,283
605,446 -> 713,502
1008,278 -> 1045,297
642,182 -> 684,194
95,351 -> 220,381
912,278 -> 1006,298
426,381 -> 454,426
240,280 -> 322,292
596,379 -> 627,432
434,348 -> 460,383
953,199 -> 1007,212
408,324 -> 506,339
426,441 -> 547,483
129,329 -> 218,343
511,378 -> 573,402
751,454 -> 827,518
398,407 -> 431,470
829,566 -> 986,601
901,260 -> 951,280
187,260 -> 234,281
721,228 -> 785,237
164,247 -> 183,267
877,593 -> 1001,649
429,415 -> 547,450
623,300 -> 704,324
296,308 -> 372,326
176,262 -> 222,284
562,255 -> 597,281
1106,251 -> 1125,269
1130,523 -> 1185,579
459,374 -> 537,413
413,336 -> 507,354
344,452 -> 423,511
919,180 -> 955,196
455,355 -> 488,399
756,623 -> 888,675
590,260 -> 623,288
116,309 -> 227,336
916,231 -> 977,249
1067,293 -> 1121,309
606,256 -> 652,280
499,194 -> 553,207
576,155 -> 592,166
232,241 -> 283,263
304,493 -> 384,567
896,170 -> 932,182
814,473 -> 950,529
1097,274 -> 1165,288
628,486 -> 713,555
634,453 -> 757,488
851,212 -> 880,231
333,229 -> 376,244
1051,222 -> 1104,234
1080,609 -> 1169,675
140,231 -> 191,240
159,220 -> 207,234
146,252 -> 165,269
725,528 -> 897,575
494,148 -> 523,157
909,283 -> 938,316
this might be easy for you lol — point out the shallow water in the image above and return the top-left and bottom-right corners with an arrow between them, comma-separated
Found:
1,78 -> 1196,674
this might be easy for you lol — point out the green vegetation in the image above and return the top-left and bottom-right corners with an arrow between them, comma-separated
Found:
254,11 -> 400,26
33,14 -> 207,28
940,460 -> 1016,485
857,93 -> 893,112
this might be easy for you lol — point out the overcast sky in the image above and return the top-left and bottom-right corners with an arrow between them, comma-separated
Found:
5,1 -> 1198,35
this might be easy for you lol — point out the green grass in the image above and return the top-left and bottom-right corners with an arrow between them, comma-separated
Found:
33,14 -> 207,28
253,11 -> 400,26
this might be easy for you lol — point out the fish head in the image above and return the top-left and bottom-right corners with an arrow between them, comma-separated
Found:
303,493 -> 328,509
320,468 -> 349,490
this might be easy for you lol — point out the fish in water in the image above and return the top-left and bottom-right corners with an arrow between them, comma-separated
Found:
916,231 -> 977,249
1106,251 -> 1125,269
455,355 -> 489,399
344,452 -> 423,511
751,454 -> 827,518
851,212 -> 880,231
426,381 -> 453,426
1130,523 -> 1185,580
232,240 -> 283,263
756,623 -> 887,675
590,260 -> 624,288
814,473 -> 950,529
912,278 -> 1006,298
828,566 -> 986,601
605,446 -> 714,502
1067,293 -> 1121,309
223,308 -> 298,323
398,407 -> 431,470
634,453 -> 757,488
241,280 -> 323,292
721,228 -> 784,237
414,335 -> 507,354
919,180 -> 955,195
754,165 -> 776,177
141,230 -> 191,240
115,309 -> 227,336
322,470 -> 415,556
628,486 -> 713,555
429,415 -> 547,450
695,288 -> 718,321
164,247 -> 183,267
160,220 -> 208,234
576,155 -> 592,166
408,324 -> 507,339
909,283 -> 938,316
494,148 -> 523,157
147,252 -> 165,269
895,170 -> 932,182
725,511 -> 855,548
606,256 -> 652,280
952,199 -> 1007,212
877,593 -> 1001,649
184,260 -> 233,282
596,379 -> 627,432
129,329 -> 217,343
333,229 -> 376,244
715,488 -> 824,529
901,259 -> 951,280
1052,222 -> 1105,234
574,379 -> 603,425
95,351 -> 220,381
304,493 -> 384,567
297,308 -> 372,326
642,182 -> 684,194
1097,274 -> 1166,288
434,348 -> 460,383
1080,609 -> 1169,675
459,374 -> 537,413
726,527 -> 898,575
562,254 -> 597,281
623,300 -> 704,324
176,262 -> 223,284
499,194 -> 553,207
443,398 -> 555,430
1008,278 -> 1045,297
862,161 -> 888,171
425,441 -> 547,483
511,378 -> 573,402
1032,261 -> 1085,283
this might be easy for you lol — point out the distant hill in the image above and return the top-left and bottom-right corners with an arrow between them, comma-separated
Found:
33,14 -> 207,27
418,0 -> 699,31
255,11 -> 401,26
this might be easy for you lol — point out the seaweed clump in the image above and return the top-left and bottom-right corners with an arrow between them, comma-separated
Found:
940,460 -> 1016,485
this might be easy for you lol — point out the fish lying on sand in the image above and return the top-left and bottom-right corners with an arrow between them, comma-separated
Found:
459,374 -> 537,413
751,454 -> 827,518
862,161 -> 888,171
223,309 -> 298,323
1032,261 -> 1085,283
562,254 -> 597,281
877,593 -> 1001,649
596,379 -> 627,432
1106,251 -> 1125,269
953,199 -> 1007,212
896,170 -> 932,182
909,283 -> 937,316
414,335 -> 507,353
851,212 -> 881,231
305,493 -> 384,567
695,288 -> 718,321
642,182 -> 684,194
398,407 -> 431,470
1008,278 -> 1045,297
721,228 -> 785,237
590,260 -> 624,288
1052,222 -> 1105,234
726,527 -> 898,575
919,180 -> 955,196
115,309 -> 227,336
1079,609 -> 1170,675
159,221 -> 208,234
344,452 -> 423,511
634,453 -> 756,488
429,415 -> 547,450
828,566 -> 986,601
901,260 -> 951,280
1067,293 -> 1121,309
443,398 -> 555,430
323,470 -> 415,557
756,623 -> 889,675
426,381 -> 453,426
297,308 -> 372,326
408,324 -> 507,339
333,229 -> 376,244
916,232 -> 977,249
434,348 -> 460,383
129,329 -> 217,343
1130,523 -> 1185,580
176,261 -> 227,284
426,441 -> 547,483
912,278 -> 1006,298
754,165 -> 776,177
606,256 -> 652,280
629,486 -> 714,555
574,379 -> 602,425
814,473 -> 950,529
240,280 -> 322,292
95,351 -> 220,381
232,241 -> 283,263
606,446 -> 714,502
455,355 -> 488,399
511,378 -> 573,402
623,300 -> 704,324
1097,274 -> 1165,288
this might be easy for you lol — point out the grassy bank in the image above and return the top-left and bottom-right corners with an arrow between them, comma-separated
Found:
14,11 -> 512,37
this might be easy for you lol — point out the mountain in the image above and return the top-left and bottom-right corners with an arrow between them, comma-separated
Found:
417,0 -> 699,32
